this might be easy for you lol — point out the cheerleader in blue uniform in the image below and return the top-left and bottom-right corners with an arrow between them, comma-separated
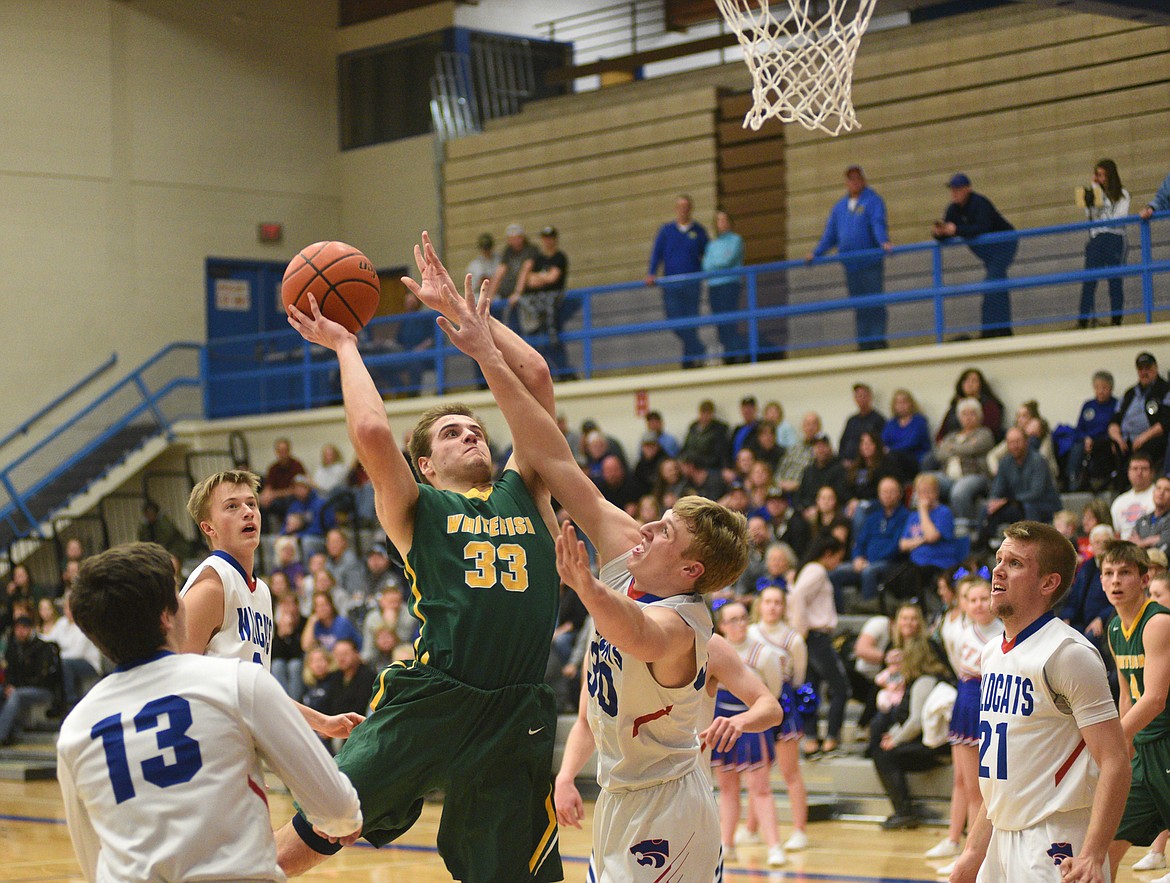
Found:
710,599 -> 788,867
748,584 -> 812,852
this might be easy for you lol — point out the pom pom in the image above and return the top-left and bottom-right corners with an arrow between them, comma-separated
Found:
796,682 -> 820,718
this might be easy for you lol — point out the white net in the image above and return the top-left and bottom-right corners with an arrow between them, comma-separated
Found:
715,0 -> 878,136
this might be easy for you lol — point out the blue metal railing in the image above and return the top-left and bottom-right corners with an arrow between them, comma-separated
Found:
0,343 -> 202,545
202,212 -> 1170,413
0,354 -> 118,455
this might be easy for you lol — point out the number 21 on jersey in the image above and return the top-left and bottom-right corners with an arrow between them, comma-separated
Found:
978,720 -> 1008,780
91,695 -> 203,804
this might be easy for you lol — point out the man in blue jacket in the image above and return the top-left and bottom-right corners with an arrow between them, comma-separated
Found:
830,476 -> 910,609
807,165 -> 892,351
646,194 -> 709,369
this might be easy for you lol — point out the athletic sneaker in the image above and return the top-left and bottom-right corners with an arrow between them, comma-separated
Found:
734,826 -> 762,846
767,846 -> 788,867
924,838 -> 961,858
722,846 -> 737,864
936,859 -> 956,877
1150,870 -> 1170,883
1135,851 -> 1168,871
783,830 -> 809,851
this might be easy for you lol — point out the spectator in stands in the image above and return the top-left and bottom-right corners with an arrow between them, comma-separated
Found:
44,591 -> 102,711
644,410 -> 680,457
897,473 -> 960,605
594,455 -> 640,517
136,500 -> 189,561
832,476 -> 911,611
763,488 -> 811,558
383,289 -> 435,396
703,209 -> 748,364
519,225 -> 572,378
488,223 -> 536,318
1138,171 -> 1170,220
258,438 -> 307,531
931,173 -> 1018,337
273,535 -> 307,598
1134,475 -> 1170,555
301,591 -> 362,654
282,475 -> 334,558
580,419 -> 628,471
363,543 -> 403,601
320,638 -> 375,722
312,443 -> 350,509
345,456 -> 376,527
789,533 -> 850,757
729,395 -> 761,460
361,584 -> 419,658
1112,451 -> 1156,540
844,431 -> 903,527
646,193 -> 709,368
58,560 -> 81,601
36,597 -> 59,636
978,427 -> 1063,543
1061,524 -> 1115,670
323,529 -> 368,616
4,563 -> 36,634
680,455 -> 728,502
300,646 -> 334,747
1078,159 -> 1131,328
547,582 -> 588,712
850,610 -> 901,735
1068,370 -> 1119,492
635,495 -> 662,525
934,368 -> 1005,444
64,538 -> 86,566
272,595 -> 306,701
1109,351 -> 1170,477
365,626 -> 401,670
807,165 -> 893,351
930,398 -> 995,525
749,421 -> 784,472
839,383 -> 887,467
466,232 -> 497,297
653,457 -> 687,508
869,609 -> 952,830
763,400 -> 799,451
797,434 -> 847,515
681,399 -> 731,471
632,434 -> 667,498
777,413 -> 823,496
883,389 -> 932,478
806,485 -> 845,542
745,460 -> 775,511
0,615 -> 60,745
987,400 -> 1059,483
735,515 -> 774,596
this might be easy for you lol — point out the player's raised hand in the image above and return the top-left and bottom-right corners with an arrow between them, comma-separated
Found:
556,523 -> 598,598
287,293 -> 355,351
553,778 -> 585,829
435,275 -> 496,362
405,230 -> 460,317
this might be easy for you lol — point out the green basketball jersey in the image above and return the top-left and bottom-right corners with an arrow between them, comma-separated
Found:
1109,599 -> 1170,745
404,469 -> 558,690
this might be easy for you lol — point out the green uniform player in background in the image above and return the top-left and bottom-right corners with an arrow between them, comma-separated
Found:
275,232 -> 563,883
1104,540 -> 1170,882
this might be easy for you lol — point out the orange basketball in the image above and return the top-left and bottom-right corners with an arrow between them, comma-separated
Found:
282,241 -> 380,333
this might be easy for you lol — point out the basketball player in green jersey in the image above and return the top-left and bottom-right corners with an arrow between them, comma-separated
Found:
1104,540 -> 1170,881
274,235 -> 564,882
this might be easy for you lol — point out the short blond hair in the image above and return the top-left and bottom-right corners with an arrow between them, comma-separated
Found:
672,495 -> 749,594
186,470 -> 261,546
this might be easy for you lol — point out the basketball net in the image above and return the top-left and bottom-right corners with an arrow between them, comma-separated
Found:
715,0 -> 877,136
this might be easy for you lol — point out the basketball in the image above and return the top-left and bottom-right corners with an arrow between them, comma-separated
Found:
282,241 -> 381,333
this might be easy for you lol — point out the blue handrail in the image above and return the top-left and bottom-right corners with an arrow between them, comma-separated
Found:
0,353 -> 117,453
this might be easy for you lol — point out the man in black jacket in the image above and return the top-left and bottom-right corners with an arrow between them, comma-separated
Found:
0,615 -> 61,744
1109,351 -> 1170,481
932,173 -> 1018,338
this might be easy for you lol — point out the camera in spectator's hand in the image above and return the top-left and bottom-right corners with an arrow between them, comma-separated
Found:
1075,182 -> 1103,209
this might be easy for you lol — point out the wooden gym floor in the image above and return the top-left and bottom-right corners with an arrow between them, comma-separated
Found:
0,780 -> 1155,882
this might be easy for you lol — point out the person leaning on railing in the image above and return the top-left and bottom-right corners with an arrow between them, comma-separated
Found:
1138,170 -> 1170,220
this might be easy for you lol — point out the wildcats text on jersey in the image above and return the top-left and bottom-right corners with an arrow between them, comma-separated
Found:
981,672 -> 1035,717
445,514 -> 537,537
237,608 -> 273,656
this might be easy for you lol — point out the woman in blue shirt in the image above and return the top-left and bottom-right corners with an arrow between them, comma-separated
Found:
883,389 -> 932,478
702,209 -> 747,364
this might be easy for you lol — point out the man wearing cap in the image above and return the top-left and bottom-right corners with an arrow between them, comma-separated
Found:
521,225 -> 572,378
796,433 -> 848,515
807,165 -> 893,351
466,232 -> 497,297
730,395 -> 762,459
1109,351 -> 1170,477
839,382 -> 886,467
644,411 -> 680,458
0,614 -> 60,745
931,174 -> 1018,338
681,399 -> 731,471
646,194 -> 710,369
763,488 -> 811,558
488,223 -> 537,315
633,432 -> 667,497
